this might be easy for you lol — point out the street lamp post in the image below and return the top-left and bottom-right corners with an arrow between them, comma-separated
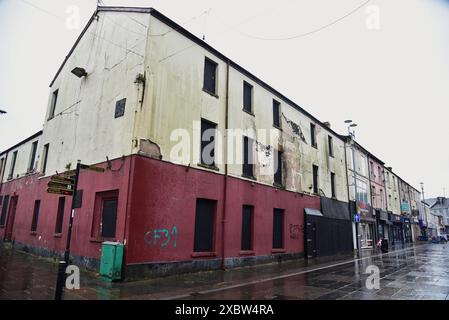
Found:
345,120 -> 360,251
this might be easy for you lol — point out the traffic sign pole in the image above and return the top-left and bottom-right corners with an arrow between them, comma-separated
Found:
55,160 -> 81,300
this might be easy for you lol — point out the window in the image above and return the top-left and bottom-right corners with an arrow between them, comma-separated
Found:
193,199 -> 216,252
330,172 -> 336,198
310,123 -> 317,148
0,195 -> 9,226
243,81 -> 253,113
31,200 -> 41,232
356,179 -> 369,204
359,155 -> 367,176
28,141 -> 38,172
8,151 -> 17,180
200,119 -> 217,166
274,149 -> 283,186
273,209 -> 284,249
377,166 -> 381,181
273,100 -> 280,128
241,205 -> 254,251
91,190 -> 119,239
55,197 -> 65,234
370,161 -> 374,177
312,165 -> 319,194
0,157 -> 4,178
243,136 -> 254,178
41,144 -> 49,174
48,89 -> 59,120
203,58 -> 217,95
328,135 -> 334,157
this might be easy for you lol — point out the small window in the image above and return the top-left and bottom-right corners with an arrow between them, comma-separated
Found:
312,165 -> 319,194
0,195 -> 9,226
273,208 -> 284,249
203,58 -> 218,95
41,144 -> 49,174
331,172 -> 336,198
0,157 -> 4,179
328,136 -> 334,157
193,198 -> 216,252
200,119 -> 217,166
28,141 -> 38,172
274,149 -> 283,186
31,200 -> 41,232
114,98 -> 126,118
273,100 -> 280,128
310,123 -> 317,148
8,151 -> 17,180
241,205 -> 254,251
243,81 -> 253,113
55,197 -> 65,234
48,89 -> 59,120
91,190 -> 119,239
243,136 -> 254,178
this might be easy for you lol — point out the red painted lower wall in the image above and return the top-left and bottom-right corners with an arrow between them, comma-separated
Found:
0,157 -> 131,264
0,154 -> 320,273
125,155 -> 320,266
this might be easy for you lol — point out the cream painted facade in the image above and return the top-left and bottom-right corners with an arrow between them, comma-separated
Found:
3,8 -> 350,204
384,168 -> 401,215
0,133 -> 42,183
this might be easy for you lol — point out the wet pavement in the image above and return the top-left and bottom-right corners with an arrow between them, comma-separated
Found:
1,242 -> 449,300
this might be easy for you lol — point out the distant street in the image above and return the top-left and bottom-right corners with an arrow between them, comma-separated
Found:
1,242 -> 449,300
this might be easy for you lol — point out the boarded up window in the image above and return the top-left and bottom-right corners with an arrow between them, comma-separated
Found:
243,136 -> 254,178
328,136 -> 334,157
28,141 -> 38,172
115,98 -> 126,118
101,198 -> 118,238
200,119 -> 216,166
74,190 -> 83,208
273,100 -> 280,127
193,198 -> 216,252
273,208 -> 284,249
8,151 -> 17,180
331,172 -> 336,198
203,58 -> 217,95
91,190 -> 119,239
241,205 -> 254,250
243,81 -> 253,113
313,165 -> 319,194
55,197 -> 65,234
0,195 -> 9,226
310,123 -> 317,147
274,150 -> 283,186
48,89 -> 58,120
31,200 -> 41,232
42,144 -> 49,174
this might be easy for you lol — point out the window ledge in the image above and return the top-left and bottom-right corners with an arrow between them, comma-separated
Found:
239,250 -> 255,256
197,163 -> 219,171
272,249 -> 286,254
202,88 -> 219,99
311,145 -> 318,150
0,225 -> 5,228
242,109 -> 255,117
30,231 -> 37,236
191,252 -> 217,258
89,237 -> 116,243
273,125 -> 282,131
273,182 -> 285,189
54,233 -> 62,238
242,174 -> 257,181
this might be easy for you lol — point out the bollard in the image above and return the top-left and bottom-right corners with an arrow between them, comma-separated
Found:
54,260 -> 67,300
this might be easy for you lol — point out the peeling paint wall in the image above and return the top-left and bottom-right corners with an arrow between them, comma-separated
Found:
384,168 -> 401,215
38,11 -> 148,177
135,15 -> 348,202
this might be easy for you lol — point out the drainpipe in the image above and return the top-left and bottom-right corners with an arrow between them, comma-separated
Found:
221,60 -> 230,270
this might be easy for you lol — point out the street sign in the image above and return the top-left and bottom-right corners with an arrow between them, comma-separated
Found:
47,187 -> 74,196
47,175 -> 75,196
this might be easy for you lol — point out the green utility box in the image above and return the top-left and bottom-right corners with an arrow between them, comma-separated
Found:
99,242 -> 124,282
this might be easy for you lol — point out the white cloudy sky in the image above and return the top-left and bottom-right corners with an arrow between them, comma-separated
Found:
0,0 -> 448,197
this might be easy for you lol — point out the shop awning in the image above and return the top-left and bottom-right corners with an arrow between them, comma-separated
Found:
305,208 -> 323,217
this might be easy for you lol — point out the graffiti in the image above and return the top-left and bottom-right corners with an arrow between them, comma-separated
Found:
289,224 -> 301,239
144,226 -> 178,248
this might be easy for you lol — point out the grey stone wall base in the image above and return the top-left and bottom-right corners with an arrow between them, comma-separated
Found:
124,251 -> 304,280
2,241 -> 100,271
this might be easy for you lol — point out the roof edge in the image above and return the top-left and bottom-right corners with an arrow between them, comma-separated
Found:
1,130 -> 43,156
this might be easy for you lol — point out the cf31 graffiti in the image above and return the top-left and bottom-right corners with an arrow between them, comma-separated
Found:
144,226 -> 178,248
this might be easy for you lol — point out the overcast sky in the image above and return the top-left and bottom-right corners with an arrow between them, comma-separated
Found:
0,0 -> 448,197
